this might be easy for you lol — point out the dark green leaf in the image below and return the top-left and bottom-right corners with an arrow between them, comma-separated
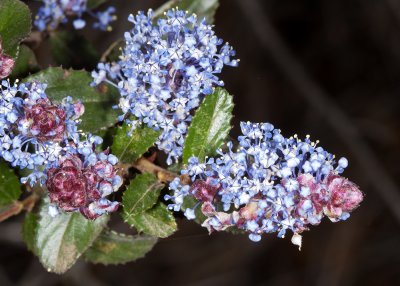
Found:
84,230 -> 157,265
112,123 -> 160,163
22,212 -> 39,252
0,161 -> 20,207
122,173 -> 164,218
87,0 -> 107,9
50,31 -> 99,69
24,68 -> 120,134
124,203 -> 177,238
183,87 -> 233,163
10,45 -> 39,79
0,0 -> 31,57
23,199 -> 108,274
154,0 -> 219,24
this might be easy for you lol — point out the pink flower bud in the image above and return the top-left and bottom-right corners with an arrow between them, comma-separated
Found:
190,178 -> 219,202
324,173 -> 363,219
46,154 -> 119,219
20,98 -> 67,142
0,41 -> 14,79
73,101 -> 85,118
201,201 -> 216,216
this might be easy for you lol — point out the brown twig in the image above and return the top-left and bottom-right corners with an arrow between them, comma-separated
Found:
0,203 -> 23,223
236,0 -> 400,223
131,157 -> 181,183
0,192 -> 40,222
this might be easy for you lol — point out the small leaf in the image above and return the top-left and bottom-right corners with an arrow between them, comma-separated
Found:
154,0 -> 219,24
24,68 -> 120,134
87,0 -> 107,9
0,161 -> 20,207
124,203 -> 177,238
84,230 -> 157,265
0,0 -> 31,57
112,123 -> 160,163
122,173 -> 164,218
10,45 -> 39,79
50,31 -> 99,69
23,199 -> 108,274
183,87 -> 233,163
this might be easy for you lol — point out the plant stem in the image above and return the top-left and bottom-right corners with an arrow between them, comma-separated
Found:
0,192 -> 40,222
132,157 -> 178,183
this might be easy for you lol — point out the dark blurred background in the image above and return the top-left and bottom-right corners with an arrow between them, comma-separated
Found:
2,0 -> 400,285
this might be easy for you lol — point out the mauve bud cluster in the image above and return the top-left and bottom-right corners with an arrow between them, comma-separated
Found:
0,81 -> 83,185
166,122 -> 363,246
34,0 -> 116,31
0,40 -> 14,79
92,9 -> 238,165
46,135 -> 122,219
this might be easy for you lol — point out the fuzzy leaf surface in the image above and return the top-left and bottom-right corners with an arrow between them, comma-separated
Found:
84,230 -> 157,265
22,200 -> 108,274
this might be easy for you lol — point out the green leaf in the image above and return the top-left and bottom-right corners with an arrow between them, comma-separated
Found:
122,173 -> 164,218
0,0 -> 31,57
154,0 -> 219,24
87,0 -> 107,9
22,212 -> 39,252
112,123 -> 160,163
50,31 -> 99,70
124,203 -> 177,238
183,87 -> 233,163
84,230 -> 157,265
0,161 -> 20,207
23,199 -> 108,274
24,68 -> 120,134
10,45 -> 39,79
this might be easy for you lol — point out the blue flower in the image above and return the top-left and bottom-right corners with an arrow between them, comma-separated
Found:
34,0 -> 116,31
166,121 -> 363,246
92,9 -> 238,164
0,80 -> 83,185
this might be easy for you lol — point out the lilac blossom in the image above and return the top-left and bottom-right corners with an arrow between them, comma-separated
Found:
166,122 -> 363,247
92,9 -> 238,164
34,0 -> 116,31
0,80 -> 83,185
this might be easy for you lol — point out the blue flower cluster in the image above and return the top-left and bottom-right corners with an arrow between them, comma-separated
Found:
0,80 -> 83,185
34,0 -> 116,31
167,122 -> 363,247
1,80 -> 121,218
92,9 -> 238,164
